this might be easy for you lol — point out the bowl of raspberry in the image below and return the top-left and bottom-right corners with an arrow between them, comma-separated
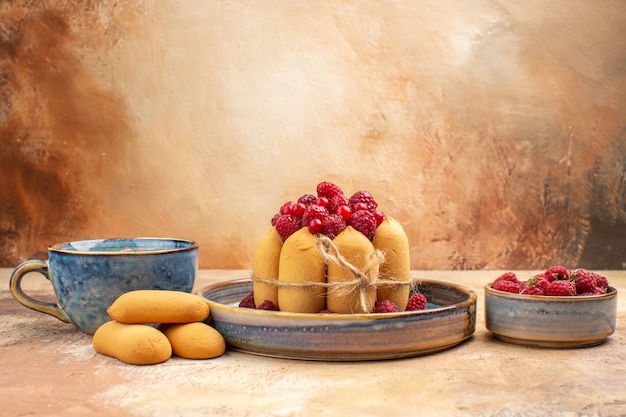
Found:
484,266 -> 617,348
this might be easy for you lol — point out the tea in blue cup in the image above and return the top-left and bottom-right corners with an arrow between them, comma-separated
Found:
9,237 -> 198,334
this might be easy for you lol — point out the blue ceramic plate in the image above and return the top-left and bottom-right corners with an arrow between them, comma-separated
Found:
485,283 -> 617,348
198,278 -> 476,361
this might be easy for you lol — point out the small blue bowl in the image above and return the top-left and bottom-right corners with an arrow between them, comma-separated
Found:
485,282 -> 617,348
10,237 -> 198,334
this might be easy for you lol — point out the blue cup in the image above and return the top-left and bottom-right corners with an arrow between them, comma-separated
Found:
9,238 -> 198,334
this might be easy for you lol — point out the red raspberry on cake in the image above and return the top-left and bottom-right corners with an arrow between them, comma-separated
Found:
349,209 -> 377,240
349,190 -> 378,212
297,193 -> 317,206
406,293 -> 427,311
274,214 -> 302,241
373,299 -> 399,313
321,213 -> 347,239
302,204 -> 329,226
328,194 -> 349,213
545,280 -> 576,296
317,181 -> 345,200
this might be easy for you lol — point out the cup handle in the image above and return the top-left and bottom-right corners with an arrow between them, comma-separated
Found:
9,260 -> 70,323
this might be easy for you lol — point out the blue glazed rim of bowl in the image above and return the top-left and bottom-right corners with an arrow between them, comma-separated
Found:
49,237 -> 198,255
485,282 -> 618,301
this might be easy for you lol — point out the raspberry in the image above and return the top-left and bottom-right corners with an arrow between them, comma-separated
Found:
316,181 -> 345,200
573,269 -> 598,294
406,293 -> 427,311
349,190 -> 378,212
574,269 -> 609,291
533,274 -> 550,291
349,209 -> 377,240
271,213 -> 280,226
352,202 -> 369,212
544,265 -> 570,282
493,272 -> 522,293
321,213 -> 347,239
328,194 -> 349,213
319,309 -> 333,314
595,275 -> 609,290
520,284 -> 545,296
302,204 -> 329,226
274,214 -> 302,241
373,299 -> 399,313
495,272 -> 519,284
239,292 -> 256,308
580,287 -> 607,296
545,280 -> 576,296
297,193 -> 317,206
493,279 -> 523,293
520,275 -> 547,295
257,300 -> 279,311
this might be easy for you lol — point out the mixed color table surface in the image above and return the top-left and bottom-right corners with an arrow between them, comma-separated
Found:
1,269 -> 625,417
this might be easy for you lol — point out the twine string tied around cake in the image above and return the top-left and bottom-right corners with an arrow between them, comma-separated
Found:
316,235 -> 384,312
252,235 -> 411,312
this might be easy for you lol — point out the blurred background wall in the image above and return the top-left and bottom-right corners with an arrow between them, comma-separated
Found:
1,0 -> 625,270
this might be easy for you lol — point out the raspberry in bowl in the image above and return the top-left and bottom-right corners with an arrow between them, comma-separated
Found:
484,267 -> 617,348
